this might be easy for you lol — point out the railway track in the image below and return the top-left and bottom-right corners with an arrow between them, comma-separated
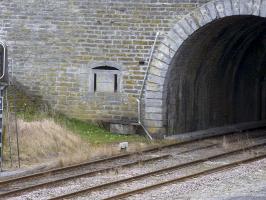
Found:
1,124 -> 264,184
103,154 -> 266,200
0,132 -> 220,184
0,128 -> 265,199
0,143 -> 218,198
48,140 -> 266,200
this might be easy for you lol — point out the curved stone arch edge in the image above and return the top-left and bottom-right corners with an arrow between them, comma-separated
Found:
143,0 -> 266,136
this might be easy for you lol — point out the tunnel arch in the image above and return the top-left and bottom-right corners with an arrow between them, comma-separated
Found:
143,0 -> 266,137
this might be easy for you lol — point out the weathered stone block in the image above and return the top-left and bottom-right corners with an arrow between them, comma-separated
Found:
231,0 -> 240,14
147,74 -> 165,84
191,9 -> 206,27
153,52 -> 172,65
185,14 -> 199,31
145,106 -> 163,113
172,23 -> 188,40
215,0 -> 226,18
178,19 -> 194,36
110,123 -> 136,135
145,91 -> 163,99
200,6 -> 212,23
253,0 -> 262,15
145,113 -> 164,121
240,0 -> 253,15
143,119 -> 164,128
149,67 -> 167,79
260,0 -> 266,17
223,0 -> 233,16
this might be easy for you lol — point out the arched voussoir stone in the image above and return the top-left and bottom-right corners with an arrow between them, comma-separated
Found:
253,0 -> 261,15
145,82 -> 164,92
143,0 -> 266,138
150,59 -> 169,71
190,9 -> 206,27
231,0 -> 240,14
164,31 -> 184,49
260,0 -> 266,17
157,45 -> 175,60
185,14 -> 200,31
149,66 -> 168,79
199,5 -> 213,23
223,0 -> 233,16
172,23 -> 189,41
214,0 -> 227,18
153,51 -> 172,65
178,18 -> 194,36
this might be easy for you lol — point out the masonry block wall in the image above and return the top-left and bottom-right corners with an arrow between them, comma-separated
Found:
143,0 -> 266,137
0,0 -> 210,123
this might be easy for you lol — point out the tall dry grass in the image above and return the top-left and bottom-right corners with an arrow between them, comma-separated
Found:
18,119 -> 92,166
4,119 -> 121,168
4,119 -> 153,169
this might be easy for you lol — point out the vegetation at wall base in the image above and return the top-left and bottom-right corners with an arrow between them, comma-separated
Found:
6,85 -> 146,145
1,85 -> 149,169
54,114 -> 146,144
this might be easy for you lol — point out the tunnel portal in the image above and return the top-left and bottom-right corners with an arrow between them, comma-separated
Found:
166,16 -> 266,135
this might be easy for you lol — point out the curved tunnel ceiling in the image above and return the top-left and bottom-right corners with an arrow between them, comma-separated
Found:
166,15 -> 266,135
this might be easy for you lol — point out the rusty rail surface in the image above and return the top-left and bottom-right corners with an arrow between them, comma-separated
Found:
0,143 -> 219,198
48,141 -> 266,200
1,126 -> 254,185
104,154 -> 266,200
0,128 -> 265,199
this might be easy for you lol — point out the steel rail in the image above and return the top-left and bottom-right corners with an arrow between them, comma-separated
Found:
0,127 -> 265,189
0,143 -> 219,197
104,153 -> 266,200
0,155 -> 170,197
47,141 -> 266,200
0,140 -> 203,186
0,127 -> 247,186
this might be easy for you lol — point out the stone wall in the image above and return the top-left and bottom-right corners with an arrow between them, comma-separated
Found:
0,0 -> 210,123
143,0 -> 266,137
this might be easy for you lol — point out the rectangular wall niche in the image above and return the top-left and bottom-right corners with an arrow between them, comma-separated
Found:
91,66 -> 121,93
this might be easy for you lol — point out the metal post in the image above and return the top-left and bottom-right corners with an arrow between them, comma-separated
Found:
0,42 -> 8,171
0,86 -> 5,171
136,32 -> 160,140
13,89 -> 20,168
5,89 -> 12,167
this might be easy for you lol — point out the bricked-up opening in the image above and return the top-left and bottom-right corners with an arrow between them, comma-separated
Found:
92,66 -> 120,93
166,16 -> 266,135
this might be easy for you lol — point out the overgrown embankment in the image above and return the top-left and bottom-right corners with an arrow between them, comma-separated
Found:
2,85 -> 148,169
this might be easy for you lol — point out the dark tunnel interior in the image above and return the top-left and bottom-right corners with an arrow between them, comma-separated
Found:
166,16 -> 266,135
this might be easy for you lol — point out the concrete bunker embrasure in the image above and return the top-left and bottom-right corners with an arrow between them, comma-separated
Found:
143,0 -> 266,138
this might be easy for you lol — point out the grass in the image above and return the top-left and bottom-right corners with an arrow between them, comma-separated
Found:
54,115 -> 147,144
6,85 -> 147,145
18,111 -> 148,145
2,85 -> 151,169
3,116 -> 150,168
12,119 -> 92,166
3,117 -> 151,168
19,110 -> 148,145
